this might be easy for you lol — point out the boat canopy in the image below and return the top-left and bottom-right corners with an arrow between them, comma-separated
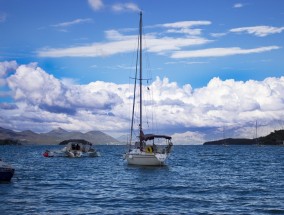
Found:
142,134 -> 172,141
59,139 -> 93,146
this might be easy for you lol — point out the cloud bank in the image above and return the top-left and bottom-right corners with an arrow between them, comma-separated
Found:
1,61 -> 284,143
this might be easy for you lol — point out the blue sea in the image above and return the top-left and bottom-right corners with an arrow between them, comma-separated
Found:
1,145 -> 284,214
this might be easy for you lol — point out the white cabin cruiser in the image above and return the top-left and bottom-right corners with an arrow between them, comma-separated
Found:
63,141 -> 100,158
43,139 -> 100,158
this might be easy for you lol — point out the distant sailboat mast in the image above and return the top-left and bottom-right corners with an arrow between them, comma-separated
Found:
256,120 -> 257,139
255,120 -> 258,144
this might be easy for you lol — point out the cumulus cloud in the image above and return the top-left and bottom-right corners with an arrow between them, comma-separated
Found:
171,46 -> 280,59
1,62 -> 284,142
172,131 -> 206,145
0,102 -> 18,110
0,61 -> 18,87
88,0 -> 104,11
6,63 -> 122,115
0,61 -> 18,77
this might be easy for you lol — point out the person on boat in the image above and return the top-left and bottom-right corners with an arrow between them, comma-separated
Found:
152,143 -> 157,153
43,150 -> 49,157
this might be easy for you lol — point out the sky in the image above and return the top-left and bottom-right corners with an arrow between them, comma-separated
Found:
0,0 -> 284,144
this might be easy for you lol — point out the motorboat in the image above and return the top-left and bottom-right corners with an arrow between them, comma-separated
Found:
43,139 -> 100,158
0,159 -> 15,182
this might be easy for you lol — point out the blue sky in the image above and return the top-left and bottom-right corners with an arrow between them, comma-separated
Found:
0,0 -> 284,144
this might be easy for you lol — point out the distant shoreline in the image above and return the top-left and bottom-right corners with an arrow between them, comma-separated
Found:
203,129 -> 284,146
0,139 -> 21,145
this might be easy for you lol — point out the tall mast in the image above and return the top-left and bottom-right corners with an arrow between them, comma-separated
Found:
139,11 -> 143,145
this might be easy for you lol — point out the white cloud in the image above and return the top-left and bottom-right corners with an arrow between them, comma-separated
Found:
39,19 -> 282,61
88,0 -> 104,11
211,32 -> 227,37
165,61 -> 208,65
171,46 -> 280,59
37,39 -> 137,57
6,63 -> 122,115
61,78 -> 80,86
144,36 -> 210,53
172,131 -> 206,145
51,18 -> 93,28
233,3 -> 243,8
37,30 -> 211,57
111,3 -> 140,12
1,62 -> 284,142
0,61 -> 18,87
158,20 -> 211,36
0,60 -> 18,77
161,21 -> 211,29
167,28 -> 203,36
230,26 -> 284,37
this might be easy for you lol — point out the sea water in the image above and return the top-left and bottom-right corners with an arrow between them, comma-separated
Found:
1,145 -> 284,214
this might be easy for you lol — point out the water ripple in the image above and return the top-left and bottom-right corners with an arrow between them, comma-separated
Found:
1,145 -> 284,214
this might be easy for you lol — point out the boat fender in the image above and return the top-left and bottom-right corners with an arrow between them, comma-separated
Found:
145,146 -> 153,153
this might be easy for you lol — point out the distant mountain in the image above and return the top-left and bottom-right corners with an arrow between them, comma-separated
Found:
116,134 -> 128,143
203,129 -> 284,146
45,127 -> 68,136
0,127 -> 119,145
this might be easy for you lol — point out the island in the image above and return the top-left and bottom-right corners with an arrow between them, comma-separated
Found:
203,129 -> 284,146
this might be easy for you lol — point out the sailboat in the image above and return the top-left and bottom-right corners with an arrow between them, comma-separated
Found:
123,12 -> 173,166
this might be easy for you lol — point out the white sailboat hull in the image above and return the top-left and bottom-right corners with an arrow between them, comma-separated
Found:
124,149 -> 168,166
